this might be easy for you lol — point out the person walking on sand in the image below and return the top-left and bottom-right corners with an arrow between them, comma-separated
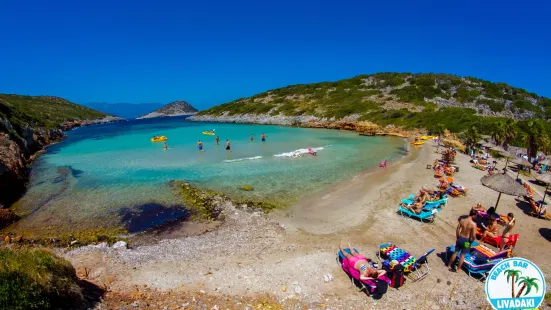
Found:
225,139 -> 231,151
250,134 -> 254,142
447,209 -> 477,272
197,140 -> 204,151
261,133 -> 266,142
215,136 -> 219,146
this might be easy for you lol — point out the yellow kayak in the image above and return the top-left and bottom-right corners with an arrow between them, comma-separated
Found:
411,141 -> 425,145
151,136 -> 167,142
420,136 -> 429,140
202,131 -> 215,136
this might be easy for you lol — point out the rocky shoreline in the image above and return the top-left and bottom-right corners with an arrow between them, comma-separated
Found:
188,112 -> 411,137
0,116 -> 122,228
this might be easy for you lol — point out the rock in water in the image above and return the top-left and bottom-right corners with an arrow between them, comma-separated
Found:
240,185 -> 254,191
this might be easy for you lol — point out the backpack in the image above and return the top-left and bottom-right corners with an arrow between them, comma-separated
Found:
390,264 -> 406,289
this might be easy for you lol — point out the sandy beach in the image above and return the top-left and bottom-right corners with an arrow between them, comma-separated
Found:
63,140 -> 551,309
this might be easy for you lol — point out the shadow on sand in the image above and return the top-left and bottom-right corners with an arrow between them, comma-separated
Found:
539,228 -> 551,242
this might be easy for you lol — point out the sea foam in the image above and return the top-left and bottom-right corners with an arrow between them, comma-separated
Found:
224,156 -> 263,163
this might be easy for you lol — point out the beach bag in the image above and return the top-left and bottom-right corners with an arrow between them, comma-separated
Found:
390,264 -> 405,289
371,279 -> 388,298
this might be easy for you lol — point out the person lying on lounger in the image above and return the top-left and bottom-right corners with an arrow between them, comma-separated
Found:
399,198 -> 424,214
338,239 -> 386,280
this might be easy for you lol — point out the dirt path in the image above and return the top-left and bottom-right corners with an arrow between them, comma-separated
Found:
64,142 -> 551,309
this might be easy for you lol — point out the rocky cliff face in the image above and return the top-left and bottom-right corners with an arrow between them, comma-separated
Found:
137,100 -> 198,119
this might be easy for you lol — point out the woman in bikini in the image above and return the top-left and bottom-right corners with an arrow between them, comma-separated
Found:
499,213 -> 515,251
338,239 -> 386,281
478,216 -> 499,240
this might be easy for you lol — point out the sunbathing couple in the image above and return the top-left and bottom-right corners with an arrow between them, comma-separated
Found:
338,239 -> 386,280
472,204 -> 516,251
399,188 -> 442,214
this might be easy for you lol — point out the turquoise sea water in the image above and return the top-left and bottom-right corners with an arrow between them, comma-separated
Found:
14,117 -> 407,233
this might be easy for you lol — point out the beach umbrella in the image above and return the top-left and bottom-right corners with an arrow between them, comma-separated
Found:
512,157 -> 532,178
480,172 -> 527,211
492,148 -> 516,169
532,172 -> 551,205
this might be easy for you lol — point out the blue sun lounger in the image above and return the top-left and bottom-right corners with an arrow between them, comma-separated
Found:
445,242 -> 505,282
403,194 -> 448,206
401,198 -> 447,211
398,205 -> 440,223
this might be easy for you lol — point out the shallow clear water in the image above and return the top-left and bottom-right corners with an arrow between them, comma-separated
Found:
14,117 -> 407,233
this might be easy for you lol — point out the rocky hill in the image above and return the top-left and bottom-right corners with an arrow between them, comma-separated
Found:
189,73 -> 551,131
0,94 -> 116,213
138,100 -> 198,119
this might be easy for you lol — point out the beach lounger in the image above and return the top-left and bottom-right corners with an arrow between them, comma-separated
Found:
337,248 -> 390,297
528,199 -> 551,220
378,243 -> 435,282
476,227 -> 519,250
446,242 -> 505,282
398,205 -> 440,223
401,196 -> 447,211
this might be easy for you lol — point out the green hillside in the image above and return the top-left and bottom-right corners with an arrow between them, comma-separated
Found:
0,94 -> 107,137
197,73 -> 551,131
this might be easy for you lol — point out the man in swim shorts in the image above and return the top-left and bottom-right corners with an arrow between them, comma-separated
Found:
261,133 -> 266,142
225,139 -> 230,151
197,140 -> 203,151
446,209 -> 477,272
215,136 -> 219,145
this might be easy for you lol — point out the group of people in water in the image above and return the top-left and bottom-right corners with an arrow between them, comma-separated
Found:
196,133 -> 267,152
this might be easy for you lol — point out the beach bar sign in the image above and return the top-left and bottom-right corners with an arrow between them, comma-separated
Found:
485,258 -> 546,309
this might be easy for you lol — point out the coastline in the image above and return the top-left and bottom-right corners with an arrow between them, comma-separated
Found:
61,140 -> 551,309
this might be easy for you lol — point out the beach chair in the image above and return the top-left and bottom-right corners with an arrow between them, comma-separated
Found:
398,205 -> 440,223
377,243 -> 434,282
446,242 -> 505,282
476,228 -> 519,251
402,195 -> 447,211
528,199 -> 551,220
337,248 -> 390,297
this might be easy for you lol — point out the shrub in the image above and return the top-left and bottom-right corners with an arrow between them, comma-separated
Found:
0,247 -> 84,309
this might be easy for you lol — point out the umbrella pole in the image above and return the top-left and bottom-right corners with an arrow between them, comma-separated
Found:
494,192 -> 502,211
543,185 -> 549,205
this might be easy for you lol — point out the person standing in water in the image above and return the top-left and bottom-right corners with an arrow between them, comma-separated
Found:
225,139 -> 231,151
197,140 -> 204,151
261,133 -> 266,142
215,136 -> 219,146
163,141 -> 168,150
250,134 -> 254,142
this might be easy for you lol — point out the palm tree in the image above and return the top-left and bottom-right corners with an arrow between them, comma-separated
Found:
517,120 -> 549,159
502,119 -> 517,150
490,121 -> 506,146
515,276 -> 539,298
503,269 -> 522,298
463,125 -> 481,151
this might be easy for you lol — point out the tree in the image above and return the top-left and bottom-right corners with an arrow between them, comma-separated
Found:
463,125 -> 481,150
517,120 -> 549,158
502,119 -> 518,150
515,276 -> 539,298
430,123 -> 446,139
490,121 -> 506,146
504,269 -> 522,298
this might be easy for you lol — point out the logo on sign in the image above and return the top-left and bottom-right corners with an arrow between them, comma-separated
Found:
485,258 -> 546,309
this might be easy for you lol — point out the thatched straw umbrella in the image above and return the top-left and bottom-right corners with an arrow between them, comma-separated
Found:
491,147 -> 516,169
480,172 -> 527,211
531,172 -> 551,205
512,157 -> 532,178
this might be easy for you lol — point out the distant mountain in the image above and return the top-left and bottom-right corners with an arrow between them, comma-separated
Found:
84,102 -> 165,119
137,100 -> 198,119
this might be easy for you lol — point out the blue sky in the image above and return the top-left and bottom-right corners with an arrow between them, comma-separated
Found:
0,0 -> 549,110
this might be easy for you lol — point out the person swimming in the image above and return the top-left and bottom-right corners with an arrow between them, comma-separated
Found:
308,147 -> 317,156
197,140 -> 203,151
250,134 -> 254,142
